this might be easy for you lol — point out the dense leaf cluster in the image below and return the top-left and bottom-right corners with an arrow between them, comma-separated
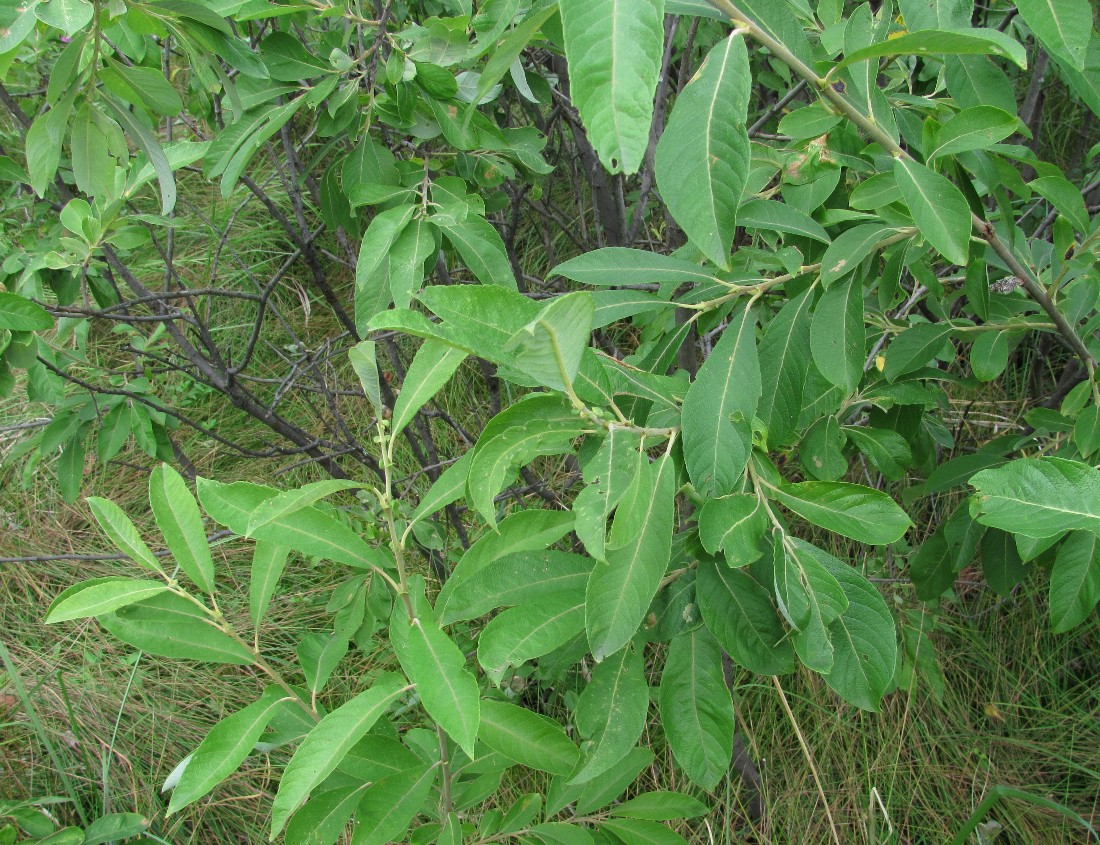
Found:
2,0 -> 1099,841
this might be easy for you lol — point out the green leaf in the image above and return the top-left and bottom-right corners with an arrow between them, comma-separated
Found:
258,506 -> 388,572
407,452 -> 472,530
351,763 -> 437,845
478,699 -> 581,775
834,28 -> 1027,72
436,511 -> 578,620
778,102 -> 843,141
387,217 -> 435,309
850,173 -> 901,210
0,2 -> 41,52
767,481 -> 912,545
87,496 -> 164,574
435,212 -> 518,289
57,429 -> 86,505
1050,38 -> 1100,123
807,545 -> 897,710
479,594 -> 586,683
195,478 -> 380,571
810,275 -> 865,393
771,541 -> 840,674
390,590 -> 480,759
883,322 -> 955,382
298,632 -> 350,696
658,627 -> 735,791
697,559 -> 793,676
219,100 -> 303,197
285,785 -> 368,845
681,302 -> 760,497
697,494 -> 767,568
655,33 -> 750,268
820,224 -> 898,288
970,328 -> 1011,382
843,426 -> 911,481
376,285 -> 529,356
552,248 -> 716,286
150,464 -> 215,594
1074,405 -> 1100,458
504,292 -> 594,392
168,686 -> 289,814
499,794 -> 542,835
915,504 -> 986,600
529,823 -> 596,845
560,747 -> 653,815
586,450 -> 676,662
105,60 -> 183,115
981,528 -> 1029,597
250,541 -> 290,630
102,95 -> 177,214
269,673 -> 408,838
800,416 -> 848,481
1014,0 -> 1092,70
600,818 -> 690,845
761,286 -> 814,444
586,290 -> 673,327
35,0 -> 92,36
355,205 -> 415,332
100,591 -> 255,664
559,0 -> 664,174
1049,532 -> 1100,633
245,480 -> 363,536
473,3 -> 559,101
348,340 -> 383,417
467,396 -> 592,525
25,98 -> 70,197
440,550 -> 589,627
969,457 -> 1100,539
893,159 -> 972,266
737,199 -> 831,244
1029,175 -> 1091,234
609,792 -> 709,820
81,813 -> 149,845
574,428 -> 643,561
391,340 -> 466,438
0,292 -> 53,331
338,735 -> 420,782
776,537 -> 848,631
45,577 -> 169,623
927,106 -> 1019,161
571,645 -> 648,783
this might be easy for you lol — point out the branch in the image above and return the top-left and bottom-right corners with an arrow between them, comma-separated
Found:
706,0 -> 1097,373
